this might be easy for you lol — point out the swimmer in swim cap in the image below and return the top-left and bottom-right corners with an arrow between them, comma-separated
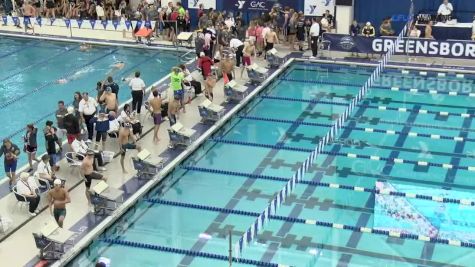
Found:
57,78 -> 68,84
80,42 -> 92,52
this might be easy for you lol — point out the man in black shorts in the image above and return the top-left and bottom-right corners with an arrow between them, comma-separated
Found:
119,123 -> 142,173
80,151 -> 107,212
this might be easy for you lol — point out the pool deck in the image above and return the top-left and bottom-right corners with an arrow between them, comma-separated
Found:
1,24 -> 475,267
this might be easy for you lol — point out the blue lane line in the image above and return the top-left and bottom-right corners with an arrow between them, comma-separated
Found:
354,116 -> 475,133
0,51 -> 157,141
292,62 -> 475,79
100,238 -> 279,267
145,198 -> 475,249
261,95 -> 474,118
0,45 -> 79,82
0,40 -> 40,59
238,115 -> 475,143
280,77 -> 475,98
0,49 -> 118,110
181,166 -> 475,206
209,138 -> 469,171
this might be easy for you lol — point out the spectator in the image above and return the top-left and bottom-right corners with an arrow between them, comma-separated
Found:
322,10 -> 334,30
309,17 -> 320,59
409,24 -> 421,38
425,21 -> 434,39
472,16 -> 475,40
79,92 -> 98,141
287,13 -> 298,50
104,76 -> 119,100
229,37 -> 244,67
296,12 -> 306,51
35,154 -> 56,185
0,139 -> 21,191
362,22 -> 375,37
72,91 -> 82,116
90,111 -> 114,151
71,136 -> 106,171
170,67 -> 186,113
129,71 -> 146,115
63,106 -> 81,147
23,124 -> 38,173
43,120 -> 62,170
179,64 -> 202,95
197,3 -> 205,19
380,18 -> 395,36
198,52 -> 214,80
350,20 -> 361,36
55,100 -> 68,140
16,172 -> 40,216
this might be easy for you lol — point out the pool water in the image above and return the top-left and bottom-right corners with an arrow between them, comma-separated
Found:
0,36 -> 181,177
70,62 -> 475,267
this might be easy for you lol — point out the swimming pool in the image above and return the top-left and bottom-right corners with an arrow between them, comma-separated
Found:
0,36 -> 181,177
69,61 -> 475,266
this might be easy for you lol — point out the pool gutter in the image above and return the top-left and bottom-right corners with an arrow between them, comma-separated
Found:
0,31 -> 191,52
52,58 -> 296,266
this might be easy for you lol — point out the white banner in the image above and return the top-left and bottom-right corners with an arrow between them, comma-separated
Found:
187,0 -> 216,9
305,0 -> 335,16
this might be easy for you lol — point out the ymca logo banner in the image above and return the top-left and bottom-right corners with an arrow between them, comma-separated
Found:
187,0 -> 216,9
223,0 -> 269,12
305,0 -> 335,16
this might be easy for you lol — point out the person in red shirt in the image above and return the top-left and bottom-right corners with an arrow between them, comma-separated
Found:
197,4 -> 204,18
198,52 -> 214,80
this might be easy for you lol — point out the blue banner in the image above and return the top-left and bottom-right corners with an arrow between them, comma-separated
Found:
223,0 -> 269,12
49,18 -> 55,25
2,16 -> 7,25
112,20 -> 119,30
323,33 -> 475,59
23,17 -> 30,25
101,20 -> 108,29
135,20 -> 142,30
64,18 -> 70,28
77,19 -> 83,28
36,17 -> 42,26
12,17 -> 18,25
90,19 -> 96,29
125,20 -> 131,30
144,20 -> 151,29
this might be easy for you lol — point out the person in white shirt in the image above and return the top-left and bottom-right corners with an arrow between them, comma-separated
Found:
16,172 -> 40,216
438,0 -> 453,22
78,92 -> 97,141
71,136 -> 105,171
128,71 -> 146,115
309,17 -> 320,59
229,38 -> 244,67
36,154 -> 56,185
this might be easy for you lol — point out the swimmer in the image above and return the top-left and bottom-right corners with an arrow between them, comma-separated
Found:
57,78 -> 68,84
112,61 -> 125,69
106,61 -> 125,76
80,43 -> 92,52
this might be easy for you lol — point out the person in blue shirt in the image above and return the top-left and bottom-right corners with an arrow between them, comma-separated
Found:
90,111 -> 115,151
0,139 -> 21,191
